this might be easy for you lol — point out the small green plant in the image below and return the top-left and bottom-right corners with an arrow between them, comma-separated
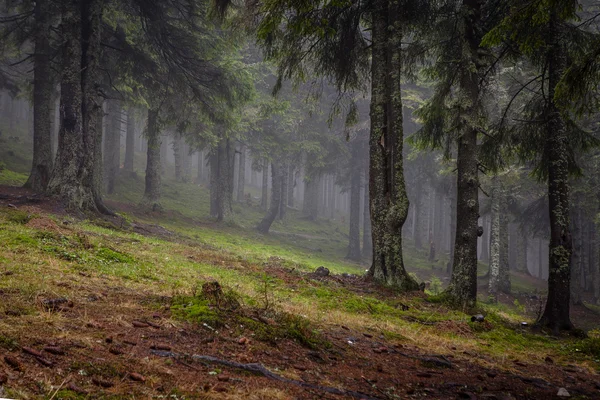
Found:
6,210 -> 34,224
429,276 -> 442,295
95,247 -> 134,264
513,299 -> 526,314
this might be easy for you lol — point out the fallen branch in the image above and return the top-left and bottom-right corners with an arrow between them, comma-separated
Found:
150,350 -> 382,400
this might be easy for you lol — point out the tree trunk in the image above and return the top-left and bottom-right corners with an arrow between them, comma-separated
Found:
237,145 -> 246,202
489,176 -> 501,301
303,174 -> 320,220
25,0 -> 54,192
498,185 -> 511,293
414,180 -> 423,249
538,13 -> 574,332
196,151 -> 204,184
48,0 -> 105,214
261,159 -> 269,211
142,108 -> 162,209
287,164 -> 295,207
346,139 -> 362,260
215,139 -> 234,222
366,0 -> 418,290
481,215 -> 490,263
103,99 -> 121,194
209,149 -> 218,217
123,108 -> 135,174
182,140 -> 192,182
570,205 -> 582,305
160,134 -> 167,176
279,161 -> 289,219
444,0 -> 482,308
257,162 -> 283,233
362,175 -> 373,260
173,133 -> 182,181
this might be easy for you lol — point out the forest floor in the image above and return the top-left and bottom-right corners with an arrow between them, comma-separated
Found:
0,185 -> 599,400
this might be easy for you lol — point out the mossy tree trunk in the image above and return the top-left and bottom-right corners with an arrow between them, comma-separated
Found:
366,0 -> 418,290
537,12 -> 574,332
25,0 -> 54,192
488,176 -> 501,301
444,0 -> 482,308
142,108 -> 162,210
48,0 -> 107,214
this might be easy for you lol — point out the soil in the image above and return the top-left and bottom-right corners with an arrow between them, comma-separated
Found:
0,190 -> 599,399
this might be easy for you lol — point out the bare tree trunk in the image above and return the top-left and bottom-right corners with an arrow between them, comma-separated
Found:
215,139 -> 234,222
173,133 -> 182,181
237,145 -> 246,202
287,165 -> 295,207
279,161 -> 289,220
123,108 -> 135,174
142,108 -> 162,210
209,149 -> 218,217
303,174 -> 320,221
261,159 -> 269,211
160,134 -> 167,176
346,139 -> 362,260
257,161 -> 283,233
570,205 -> 583,305
25,0 -> 54,192
196,151 -> 204,184
103,99 -> 121,194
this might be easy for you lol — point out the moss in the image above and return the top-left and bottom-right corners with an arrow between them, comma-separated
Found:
95,247 -> 134,264
0,334 -> 18,350
6,210 -> 35,224
52,390 -> 88,400
171,296 -> 222,327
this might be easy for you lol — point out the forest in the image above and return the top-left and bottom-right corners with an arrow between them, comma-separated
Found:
0,0 -> 599,398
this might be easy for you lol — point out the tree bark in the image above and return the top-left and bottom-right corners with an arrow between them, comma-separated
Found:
215,139 -> 234,222
279,161 -> 289,220
48,0 -> 106,214
237,145 -> 246,202
173,133 -> 182,181
261,159 -> 269,211
103,99 -> 121,194
489,176 -> 501,301
346,139 -> 362,260
498,185 -> 511,293
124,108 -> 135,174
209,149 -> 218,217
303,173 -> 320,221
366,0 -> 418,290
25,0 -> 54,192
444,0 -> 482,307
142,108 -> 162,209
537,12 -> 574,332
257,162 -> 283,234
287,164 -> 295,207
362,175 -> 373,260
570,205 -> 582,305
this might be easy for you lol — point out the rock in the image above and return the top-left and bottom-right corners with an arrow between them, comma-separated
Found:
471,314 -> 485,322
217,375 -> 230,382
486,371 -> 497,378
556,388 -> 570,397
313,266 -> 330,277
238,337 -> 249,345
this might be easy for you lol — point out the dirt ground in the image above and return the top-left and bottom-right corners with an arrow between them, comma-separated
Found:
1,188 -> 599,399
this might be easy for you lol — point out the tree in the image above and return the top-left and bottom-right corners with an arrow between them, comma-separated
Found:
24,0 -> 56,192
483,0 -> 600,331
